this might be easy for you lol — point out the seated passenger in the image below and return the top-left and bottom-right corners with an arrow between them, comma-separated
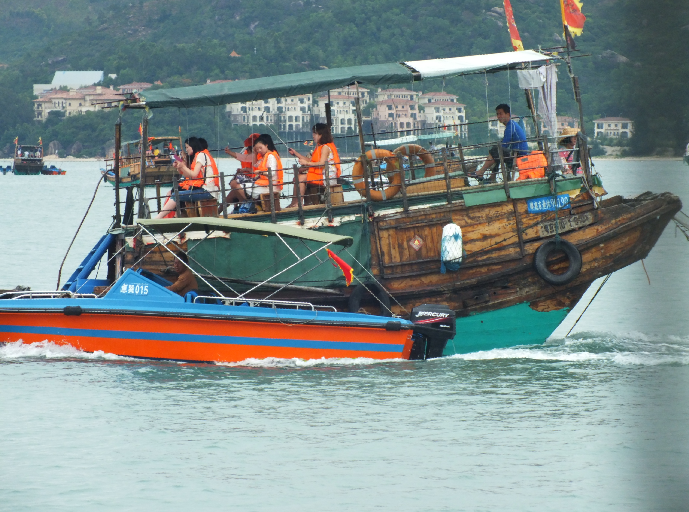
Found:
166,252 -> 198,296
224,133 -> 260,206
558,127 -> 582,176
156,137 -> 216,218
286,123 -> 341,208
250,134 -> 283,200
475,104 -> 529,183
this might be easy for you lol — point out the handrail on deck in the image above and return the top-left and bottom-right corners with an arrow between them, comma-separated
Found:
193,295 -> 337,312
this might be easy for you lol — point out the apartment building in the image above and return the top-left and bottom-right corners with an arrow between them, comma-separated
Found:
593,117 -> 634,138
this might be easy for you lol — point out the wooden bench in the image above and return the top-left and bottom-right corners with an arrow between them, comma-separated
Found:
304,185 -> 344,206
258,192 -> 281,213
182,198 -> 218,217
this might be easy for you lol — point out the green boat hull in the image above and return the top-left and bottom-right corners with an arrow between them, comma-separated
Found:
443,302 -> 570,355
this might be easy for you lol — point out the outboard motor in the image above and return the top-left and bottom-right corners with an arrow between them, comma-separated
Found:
409,304 -> 456,360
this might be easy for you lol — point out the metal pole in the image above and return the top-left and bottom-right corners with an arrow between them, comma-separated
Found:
220,171 -> 227,218
293,164 -> 304,225
137,114 -> 148,218
442,148 -> 452,204
398,154 -> 408,212
114,119 -> 122,228
324,161 -> 333,223
173,178 -> 181,217
497,144 -> 511,198
355,89 -> 373,206
326,90 -> 332,129
267,167 -> 276,223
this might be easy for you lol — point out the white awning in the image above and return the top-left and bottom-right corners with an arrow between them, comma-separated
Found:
405,50 -> 552,79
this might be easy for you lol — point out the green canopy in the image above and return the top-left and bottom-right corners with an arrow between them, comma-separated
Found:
136,218 -> 354,247
137,50 -> 554,109
141,63 -> 415,109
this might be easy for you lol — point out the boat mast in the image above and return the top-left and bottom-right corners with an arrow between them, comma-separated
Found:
138,113 -> 149,218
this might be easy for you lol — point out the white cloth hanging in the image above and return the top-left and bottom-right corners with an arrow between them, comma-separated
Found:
517,69 -> 545,89
537,64 -> 558,137
440,223 -> 463,274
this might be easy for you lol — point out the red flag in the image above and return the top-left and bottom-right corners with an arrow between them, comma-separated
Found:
138,123 -> 143,135
561,0 -> 586,37
326,249 -> 354,286
13,137 -> 18,145
503,0 -> 524,51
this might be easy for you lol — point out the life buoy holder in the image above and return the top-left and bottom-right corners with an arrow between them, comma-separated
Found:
348,282 -> 392,317
352,149 -> 402,201
393,144 -> 440,178
533,239 -> 582,286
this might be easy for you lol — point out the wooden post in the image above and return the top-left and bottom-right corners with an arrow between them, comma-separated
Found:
398,154 -> 408,212
155,182 -> 162,213
220,171 -> 227,218
497,144 -> 511,198
137,114 -> 148,218
267,167 -> 276,223
114,119 -> 122,228
293,164 -> 304,225
355,90 -> 373,205
442,148 -> 452,204
457,142 -> 467,175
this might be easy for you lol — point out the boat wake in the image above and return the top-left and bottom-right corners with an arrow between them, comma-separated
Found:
0,340 -> 129,361
447,331 -> 689,366
214,356 -> 406,369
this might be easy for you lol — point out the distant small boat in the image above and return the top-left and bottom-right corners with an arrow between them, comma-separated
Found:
41,164 -> 66,175
102,136 -> 182,187
1,165 -> 11,175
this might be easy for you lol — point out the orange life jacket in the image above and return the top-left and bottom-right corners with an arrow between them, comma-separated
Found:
239,147 -> 256,178
306,143 -> 341,186
516,151 -> 547,181
202,149 -> 220,188
254,150 -> 283,189
179,153 -> 205,189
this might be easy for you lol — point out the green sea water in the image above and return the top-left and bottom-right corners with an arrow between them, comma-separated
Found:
1,158 -> 688,511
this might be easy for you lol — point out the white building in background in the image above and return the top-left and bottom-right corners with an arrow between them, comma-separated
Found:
226,94 -> 313,132
33,70 -> 104,96
418,91 -> 467,138
33,85 -> 125,121
593,117 -> 634,138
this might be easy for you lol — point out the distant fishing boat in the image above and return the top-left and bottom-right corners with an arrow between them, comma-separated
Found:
101,136 -> 182,187
0,218 -> 456,363
1,165 -> 12,175
12,139 -> 44,175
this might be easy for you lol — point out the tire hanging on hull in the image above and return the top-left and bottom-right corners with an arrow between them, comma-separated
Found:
533,239 -> 582,286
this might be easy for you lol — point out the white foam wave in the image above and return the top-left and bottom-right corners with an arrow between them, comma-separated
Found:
215,356 -> 405,368
447,344 -> 689,366
0,340 -> 128,361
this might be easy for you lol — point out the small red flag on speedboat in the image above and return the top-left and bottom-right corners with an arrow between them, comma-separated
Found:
326,249 -> 354,286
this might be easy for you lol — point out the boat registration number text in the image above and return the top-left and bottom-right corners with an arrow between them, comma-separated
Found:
119,283 -> 149,295
538,212 -> 594,237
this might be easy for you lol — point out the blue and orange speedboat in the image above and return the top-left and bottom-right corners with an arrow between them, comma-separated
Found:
0,218 -> 455,363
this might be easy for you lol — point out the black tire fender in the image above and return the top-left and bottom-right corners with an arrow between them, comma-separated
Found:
348,282 -> 392,317
534,239 -> 582,286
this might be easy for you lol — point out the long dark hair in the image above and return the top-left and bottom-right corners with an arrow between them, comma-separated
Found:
253,134 -> 277,152
312,123 -> 333,144
184,137 -> 203,165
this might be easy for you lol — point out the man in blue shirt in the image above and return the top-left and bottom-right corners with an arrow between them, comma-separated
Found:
475,103 -> 529,183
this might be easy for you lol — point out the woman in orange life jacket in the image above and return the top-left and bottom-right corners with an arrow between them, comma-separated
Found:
156,136 -> 218,218
249,134 -> 283,201
223,132 -> 260,205
286,123 -> 341,208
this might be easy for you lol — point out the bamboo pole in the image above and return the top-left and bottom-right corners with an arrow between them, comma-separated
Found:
137,114 -> 148,218
114,119 -> 122,228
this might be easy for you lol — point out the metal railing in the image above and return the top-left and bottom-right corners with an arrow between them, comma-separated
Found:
193,295 -> 338,312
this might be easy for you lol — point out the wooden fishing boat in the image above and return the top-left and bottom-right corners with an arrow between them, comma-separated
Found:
13,141 -> 43,175
72,50 -> 682,355
0,220 -> 456,362
101,136 -> 182,187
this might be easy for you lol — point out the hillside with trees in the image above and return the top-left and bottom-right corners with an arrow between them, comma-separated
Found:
0,0 -> 686,157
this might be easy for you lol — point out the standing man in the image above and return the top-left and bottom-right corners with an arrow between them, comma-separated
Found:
475,103 -> 529,183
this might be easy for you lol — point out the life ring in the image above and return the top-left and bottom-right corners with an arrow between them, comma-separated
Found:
393,144 -> 440,178
348,282 -> 392,317
534,239 -> 582,286
352,149 -> 402,201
